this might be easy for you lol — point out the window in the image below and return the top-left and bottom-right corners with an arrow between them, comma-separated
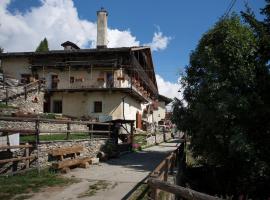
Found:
94,101 -> 102,113
70,76 -> 74,83
53,100 -> 62,113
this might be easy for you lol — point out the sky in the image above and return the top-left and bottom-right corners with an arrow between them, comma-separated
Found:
0,0 -> 266,99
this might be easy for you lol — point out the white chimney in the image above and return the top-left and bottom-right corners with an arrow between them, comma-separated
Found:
97,8 -> 108,48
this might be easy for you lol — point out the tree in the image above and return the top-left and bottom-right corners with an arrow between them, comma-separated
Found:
172,15 -> 270,197
0,47 -> 3,53
35,38 -> 49,52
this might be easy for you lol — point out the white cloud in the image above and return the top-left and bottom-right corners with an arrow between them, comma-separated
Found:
156,74 -> 182,99
145,31 -> 171,51
0,0 -> 169,52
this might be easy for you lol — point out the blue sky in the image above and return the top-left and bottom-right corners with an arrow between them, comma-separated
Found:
1,0 -> 266,97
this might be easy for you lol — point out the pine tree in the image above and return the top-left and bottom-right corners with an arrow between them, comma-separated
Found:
35,38 -> 49,52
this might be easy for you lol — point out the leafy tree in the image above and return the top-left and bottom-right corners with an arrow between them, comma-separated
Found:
0,47 -> 3,53
172,14 -> 270,197
35,38 -> 49,52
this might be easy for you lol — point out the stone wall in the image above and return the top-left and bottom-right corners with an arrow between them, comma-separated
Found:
145,132 -> 172,146
0,138 -> 110,174
8,90 -> 45,114
0,121 -> 88,133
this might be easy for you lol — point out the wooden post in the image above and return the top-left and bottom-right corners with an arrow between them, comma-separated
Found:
108,123 -> 111,138
170,153 -> 175,175
164,158 -> 169,181
130,122 -> 134,151
149,174 -> 159,200
89,124 -> 93,140
24,86 -> 27,100
25,143 -> 30,169
66,122 -> 70,140
35,119 -> 40,174
35,120 -> 40,144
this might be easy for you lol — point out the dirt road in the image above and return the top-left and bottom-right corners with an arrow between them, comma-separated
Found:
29,139 -> 180,200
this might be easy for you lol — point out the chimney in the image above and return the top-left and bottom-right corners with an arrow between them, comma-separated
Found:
97,8 -> 108,48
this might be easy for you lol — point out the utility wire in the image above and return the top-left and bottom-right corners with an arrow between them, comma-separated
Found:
224,0 -> 237,18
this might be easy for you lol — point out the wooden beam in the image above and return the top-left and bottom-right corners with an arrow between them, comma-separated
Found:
52,157 -> 92,169
0,116 -> 113,126
49,146 -> 84,156
0,145 -> 33,150
0,156 -> 36,164
148,178 -> 223,200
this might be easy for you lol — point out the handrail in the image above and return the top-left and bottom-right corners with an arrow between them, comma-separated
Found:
148,178 -> 222,200
0,116 -> 113,125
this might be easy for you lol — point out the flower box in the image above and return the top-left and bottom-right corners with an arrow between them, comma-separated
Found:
97,77 -> 104,81
117,76 -> 125,81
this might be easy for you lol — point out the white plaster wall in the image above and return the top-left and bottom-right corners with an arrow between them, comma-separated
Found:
153,101 -> 166,123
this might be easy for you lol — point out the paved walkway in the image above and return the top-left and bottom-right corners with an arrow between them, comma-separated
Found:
29,139 -> 180,200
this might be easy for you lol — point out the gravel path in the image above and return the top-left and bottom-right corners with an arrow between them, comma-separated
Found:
29,139 -> 180,200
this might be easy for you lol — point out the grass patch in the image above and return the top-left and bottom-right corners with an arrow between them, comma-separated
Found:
78,180 -> 110,198
0,102 -> 17,109
20,133 -> 89,142
134,135 -> 147,147
0,168 -> 78,200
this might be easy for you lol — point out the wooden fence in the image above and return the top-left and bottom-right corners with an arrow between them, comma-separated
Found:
147,138 -> 222,200
0,116 -> 113,143
0,116 -> 114,174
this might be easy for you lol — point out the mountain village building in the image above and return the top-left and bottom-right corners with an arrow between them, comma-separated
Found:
0,9 -> 172,130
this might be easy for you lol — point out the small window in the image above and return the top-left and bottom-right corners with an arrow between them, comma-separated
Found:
94,101 -> 102,113
53,100 -> 62,113
70,76 -> 74,83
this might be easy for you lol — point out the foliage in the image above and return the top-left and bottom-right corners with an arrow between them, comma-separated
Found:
0,169 -> 76,200
0,47 -> 3,53
35,38 -> 49,52
172,14 -> 270,197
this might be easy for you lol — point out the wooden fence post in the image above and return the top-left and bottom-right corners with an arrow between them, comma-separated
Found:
89,124 -> 93,140
25,143 -> 29,169
164,158 -> 169,181
149,173 -> 159,200
66,122 -> 70,140
35,120 -> 40,144
24,86 -> 27,100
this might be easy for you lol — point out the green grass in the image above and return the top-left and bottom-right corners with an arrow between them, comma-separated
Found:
0,102 -> 17,109
0,169 -> 78,200
134,135 -> 147,147
20,133 -> 90,142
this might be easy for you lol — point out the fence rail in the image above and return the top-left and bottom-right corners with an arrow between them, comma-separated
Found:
0,116 -> 113,142
147,137 -> 223,200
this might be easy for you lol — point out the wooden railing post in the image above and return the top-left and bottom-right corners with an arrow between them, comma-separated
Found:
35,119 -> 40,144
25,143 -> 30,169
89,124 -> 93,140
66,122 -> 70,140
24,86 -> 27,100
149,173 -> 159,200
164,158 -> 169,181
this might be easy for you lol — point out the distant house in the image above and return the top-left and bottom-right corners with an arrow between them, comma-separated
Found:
0,9 -> 171,130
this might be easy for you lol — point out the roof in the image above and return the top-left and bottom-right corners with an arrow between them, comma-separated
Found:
61,41 -> 80,50
0,46 -> 150,58
158,94 -> 173,105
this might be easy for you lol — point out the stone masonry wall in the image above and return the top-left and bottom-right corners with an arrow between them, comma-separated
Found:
0,138 -> 109,174
0,121 -> 88,133
9,90 -> 45,113
145,132 -> 172,146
